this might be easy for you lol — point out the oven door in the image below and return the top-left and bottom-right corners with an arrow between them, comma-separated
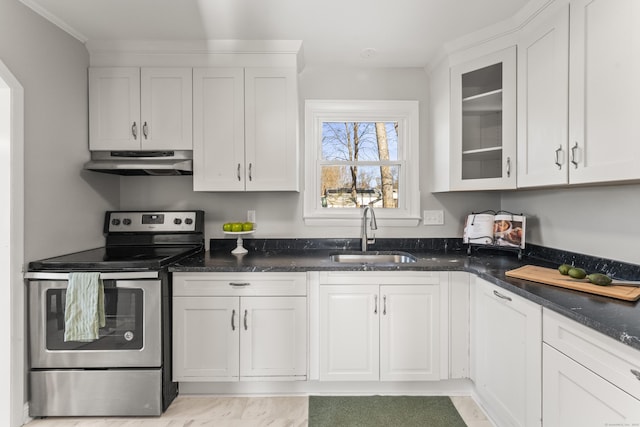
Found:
28,278 -> 161,368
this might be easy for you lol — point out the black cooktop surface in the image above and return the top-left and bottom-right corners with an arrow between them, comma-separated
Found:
28,245 -> 203,271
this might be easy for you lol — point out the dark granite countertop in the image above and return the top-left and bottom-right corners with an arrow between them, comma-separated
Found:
170,238 -> 640,353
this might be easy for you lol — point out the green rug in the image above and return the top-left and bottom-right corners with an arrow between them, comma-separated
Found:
308,395 -> 467,427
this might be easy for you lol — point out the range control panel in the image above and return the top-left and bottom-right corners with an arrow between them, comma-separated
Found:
106,211 -> 202,233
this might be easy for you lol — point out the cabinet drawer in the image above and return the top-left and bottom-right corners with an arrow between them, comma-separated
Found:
173,272 -> 307,296
543,308 -> 640,400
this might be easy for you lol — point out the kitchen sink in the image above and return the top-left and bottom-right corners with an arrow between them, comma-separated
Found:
329,251 -> 417,264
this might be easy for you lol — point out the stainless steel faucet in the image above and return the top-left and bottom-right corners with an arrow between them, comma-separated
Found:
361,205 -> 378,252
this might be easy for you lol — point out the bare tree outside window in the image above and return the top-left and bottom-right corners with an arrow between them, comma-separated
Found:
321,121 -> 399,208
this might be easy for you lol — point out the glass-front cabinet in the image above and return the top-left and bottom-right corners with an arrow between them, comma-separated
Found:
450,46 -> 517,190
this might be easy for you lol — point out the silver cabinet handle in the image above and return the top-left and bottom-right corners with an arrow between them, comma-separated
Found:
493,290 -> 512,302
383,295 -> 387,315
237,163 -> 241,181
248,163 -> 253,181
631,368 -> 640,381
131,122 -> 137,140
231,309 -> 236,331
374,294 -> 378,314
229,282 -> 250,287
506,157 -> 511,178
142,121 -> 148,139
244,309 -> 248,330
555,146 -> 563,169
571,142 -> 579,169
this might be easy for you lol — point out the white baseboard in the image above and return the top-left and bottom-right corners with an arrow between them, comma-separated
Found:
178,378 -> 474,396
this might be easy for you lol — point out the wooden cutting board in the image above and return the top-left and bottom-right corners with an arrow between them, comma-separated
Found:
505,265 -> 640,302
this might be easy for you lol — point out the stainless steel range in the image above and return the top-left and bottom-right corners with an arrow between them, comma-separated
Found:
25,210 -> 204,417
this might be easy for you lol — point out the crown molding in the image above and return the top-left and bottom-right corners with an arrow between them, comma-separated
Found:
19,0 -> 88,43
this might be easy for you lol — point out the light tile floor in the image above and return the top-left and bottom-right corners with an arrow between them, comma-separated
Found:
26,395 -> 491,426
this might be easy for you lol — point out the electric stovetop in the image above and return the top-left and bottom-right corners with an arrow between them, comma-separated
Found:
28,210 -> 205,272
28,245 -> 203,271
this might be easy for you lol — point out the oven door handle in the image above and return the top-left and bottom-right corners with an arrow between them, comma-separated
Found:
24,271 -> 160,280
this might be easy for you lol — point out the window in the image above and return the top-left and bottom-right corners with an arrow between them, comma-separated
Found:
304,100 -> 420,226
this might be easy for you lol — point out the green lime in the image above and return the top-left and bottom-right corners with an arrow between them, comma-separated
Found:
587,273 -> 612,286
558,264 -> 572,275
568,267 -> 587,279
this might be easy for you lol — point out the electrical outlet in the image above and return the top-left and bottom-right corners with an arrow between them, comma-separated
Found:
247,210 -> 256,223
423,210 -> 444,225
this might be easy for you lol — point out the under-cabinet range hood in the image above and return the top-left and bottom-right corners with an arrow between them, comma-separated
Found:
84,151 -> 193,176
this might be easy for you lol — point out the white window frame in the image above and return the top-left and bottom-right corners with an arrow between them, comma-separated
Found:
304,99 -> 421,226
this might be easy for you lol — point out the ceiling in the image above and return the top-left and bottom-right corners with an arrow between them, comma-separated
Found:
20,0 -> 530,68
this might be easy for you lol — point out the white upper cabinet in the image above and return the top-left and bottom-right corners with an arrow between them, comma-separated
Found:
568,0 -> 640,184
244,68 -> 299,191
450,46 -> 517,190
435,0 -> 640,191
193,67 -> 299,192
192,68 -> 245,191
519,0 -> 640,187
517,2 -> 570,188
89,67 -> 192,151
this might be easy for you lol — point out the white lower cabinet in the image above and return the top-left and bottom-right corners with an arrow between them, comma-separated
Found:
319,284 -> 379,381
172,273 -> 307,382
543,344 -> 640,426
173,296 -> 239,380
240,296 -> 306,378
542,309 -> 640,426
318,272 -> 445,381
472,278 -> 542,427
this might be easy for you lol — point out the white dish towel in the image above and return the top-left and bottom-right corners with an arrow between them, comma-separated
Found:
64,272 -> 106,342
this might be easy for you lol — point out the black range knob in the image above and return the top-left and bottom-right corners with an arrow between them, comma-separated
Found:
111,219 -> 121,226
122,218 -> 132,226
174,218 -> 182,225
185,218 -> 193,225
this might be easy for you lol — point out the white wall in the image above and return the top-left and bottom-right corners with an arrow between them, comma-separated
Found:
0,0 -> 119,262
501,184 -> 640,265
120,66 -> 501,242
0,3 -> 120,423
0,76 -> 11,425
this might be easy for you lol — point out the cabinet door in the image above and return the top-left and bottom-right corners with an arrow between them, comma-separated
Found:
240,296 -> 307,379
543,344 -> 640,426
172,297 -> 239,381
319,285 -> 379,381
193,68 -> 245,191
473,280 -> 541,427
517,2 -> 569,188
244,68 -> 299,191
450,46 -> 517,190
380,285 -> 440,381
140,68 -> 192,150
569,0 -> 640,184
89,67 -> 140,151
